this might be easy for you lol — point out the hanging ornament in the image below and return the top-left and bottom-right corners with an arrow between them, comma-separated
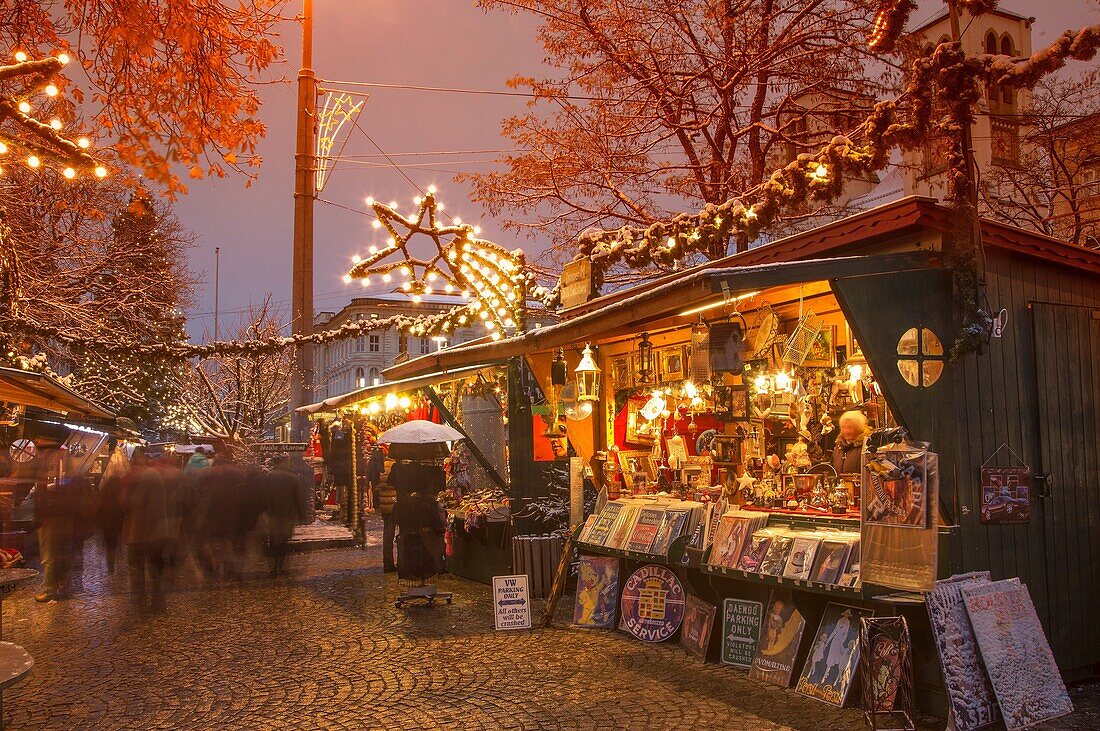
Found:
689,317 -> 712,384
636,332 -> 655,385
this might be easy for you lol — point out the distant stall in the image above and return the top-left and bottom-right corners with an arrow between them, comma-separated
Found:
297,363 -> 514,571
0,367 -> 119,555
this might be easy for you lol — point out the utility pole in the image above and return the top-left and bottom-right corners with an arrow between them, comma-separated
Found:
291,0 -> 316,441
213,246 -> 220,342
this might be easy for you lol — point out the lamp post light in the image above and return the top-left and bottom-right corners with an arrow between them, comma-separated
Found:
574,343 -> 601,403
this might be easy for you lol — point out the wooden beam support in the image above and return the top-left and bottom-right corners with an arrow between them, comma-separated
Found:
420,386 -> 509,493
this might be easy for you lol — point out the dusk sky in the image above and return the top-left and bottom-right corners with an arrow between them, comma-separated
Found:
176,0 -> 1100,339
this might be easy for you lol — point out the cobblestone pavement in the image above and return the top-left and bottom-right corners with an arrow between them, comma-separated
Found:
1,517 -> 1095,731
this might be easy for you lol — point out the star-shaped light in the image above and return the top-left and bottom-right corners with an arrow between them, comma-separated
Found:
346,191 -> 528,339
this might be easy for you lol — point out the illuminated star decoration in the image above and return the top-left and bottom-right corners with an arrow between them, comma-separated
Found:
345,189 -> 530,340
0,50 -> 109,179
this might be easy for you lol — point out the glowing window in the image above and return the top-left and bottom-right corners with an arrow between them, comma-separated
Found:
897,327 -> 945,387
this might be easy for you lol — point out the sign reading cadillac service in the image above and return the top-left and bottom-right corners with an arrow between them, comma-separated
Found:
620,564 -> 685,643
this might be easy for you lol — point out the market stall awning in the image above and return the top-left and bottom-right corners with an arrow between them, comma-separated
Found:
0,367 -> 115,420
385,250 -> 939,381
296,363 -> 502,414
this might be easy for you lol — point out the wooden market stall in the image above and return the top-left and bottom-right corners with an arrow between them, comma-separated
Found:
384,196 -> 1100,697
298,363 -> 523,581
0,366 -> 119,555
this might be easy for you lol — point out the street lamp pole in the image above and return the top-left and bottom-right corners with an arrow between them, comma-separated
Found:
213,246 -> 220,342
291,0 -> 316,441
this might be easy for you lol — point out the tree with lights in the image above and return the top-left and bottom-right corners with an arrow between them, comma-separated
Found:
66,191 -> 195,431
465,0 -> 893,267
1,1 -> 289,193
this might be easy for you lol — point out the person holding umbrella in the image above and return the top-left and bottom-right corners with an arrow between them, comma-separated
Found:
377,421 -> 460,605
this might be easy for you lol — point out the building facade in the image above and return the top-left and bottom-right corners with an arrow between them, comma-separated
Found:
312,296 -> 481,401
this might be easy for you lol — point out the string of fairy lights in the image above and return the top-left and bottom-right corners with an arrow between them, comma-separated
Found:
6,5 -> 1100,367
0,51 -> 109,179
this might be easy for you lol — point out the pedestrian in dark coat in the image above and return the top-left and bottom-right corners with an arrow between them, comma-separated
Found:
96,447 -> 130,574
260,459 -> 305,577
121,458 -> 170,612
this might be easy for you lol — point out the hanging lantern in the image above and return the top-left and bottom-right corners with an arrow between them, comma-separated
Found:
637,332 -> 654,384
551,348 -> 568,387
574,343 -> 601,402
690,317 -> 712,384
545,347 -> 569,434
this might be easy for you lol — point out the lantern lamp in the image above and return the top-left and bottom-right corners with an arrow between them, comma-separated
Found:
637,332 -> 654,384
574,343 -> 601,402
551,348 -> 568,387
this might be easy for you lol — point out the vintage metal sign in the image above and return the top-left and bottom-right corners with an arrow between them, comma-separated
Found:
721,598 -> 763,668
620,564 -> 685,643
979,466 -> 1030,525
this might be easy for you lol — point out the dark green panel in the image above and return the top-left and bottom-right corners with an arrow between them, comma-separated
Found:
1033,302 -> 1100,671
507,357 -> 538,501
831,268 -> 958,524
831,267 -> 955,439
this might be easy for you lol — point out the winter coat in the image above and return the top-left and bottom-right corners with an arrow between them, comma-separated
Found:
260,467 -> 304,544
184,452 -> 211,483
831,437 -> 865,475
374,482 -> 397,517
121,466 -> 170,546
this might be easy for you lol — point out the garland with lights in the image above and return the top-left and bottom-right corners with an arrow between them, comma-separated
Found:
0,52 -> 109,178
345,190 -> 545,340
545,11 -> 1100,358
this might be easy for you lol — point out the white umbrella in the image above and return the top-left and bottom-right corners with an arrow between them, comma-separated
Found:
376,419 -> 464,445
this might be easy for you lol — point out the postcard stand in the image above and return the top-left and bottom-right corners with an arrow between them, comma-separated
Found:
859,616 -> 916,731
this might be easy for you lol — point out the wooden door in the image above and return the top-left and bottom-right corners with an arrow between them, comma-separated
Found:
1031,302 -> 1100,671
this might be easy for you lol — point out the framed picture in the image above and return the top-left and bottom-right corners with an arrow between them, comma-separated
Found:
712,435 -> 741,465
726,385 -> 751,422
625,399 -> 657,444
617,449 -> 655,483
803,325 -> 837,368
770,392 -> 795,419
845,321 -> 864,360
610,355 -> 632,390
659,345 -> 686,383
682,465 -> 705,488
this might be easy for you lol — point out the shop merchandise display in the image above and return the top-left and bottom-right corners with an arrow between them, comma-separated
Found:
681,594 -> 718,661
750,592 -> 806,687
579,498 -> 706,556
795,603 -> 874,706
721,598 -> 763,668
573,555 -> 620,629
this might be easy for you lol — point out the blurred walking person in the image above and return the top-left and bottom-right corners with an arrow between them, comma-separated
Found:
96,446 -> 130,574
121,455 -> 170,613
33,449 -> 72,603
152,457 -> 185,584
259,457 -> 305,578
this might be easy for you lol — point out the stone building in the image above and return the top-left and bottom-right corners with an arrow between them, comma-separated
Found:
311,295 -> 481,401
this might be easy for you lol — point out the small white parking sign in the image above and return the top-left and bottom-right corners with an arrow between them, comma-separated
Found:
492,574 -> 531,630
